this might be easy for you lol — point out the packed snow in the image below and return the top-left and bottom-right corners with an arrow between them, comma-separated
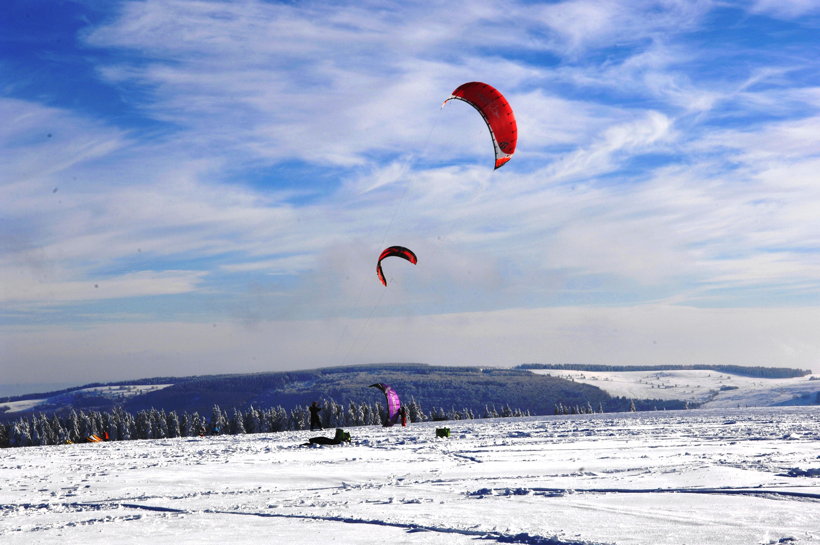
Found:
2,407 -> 819,545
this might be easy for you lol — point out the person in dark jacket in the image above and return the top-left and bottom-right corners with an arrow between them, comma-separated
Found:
309,401 -> 323,431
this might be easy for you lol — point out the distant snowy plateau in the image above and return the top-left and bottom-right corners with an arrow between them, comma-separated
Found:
530,369 -> 820,408
1,407 -> 818,545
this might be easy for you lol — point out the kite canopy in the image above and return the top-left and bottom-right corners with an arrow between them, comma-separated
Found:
369,383 -> 402,426
444,82 -> 517,169
376,246 -> 417,286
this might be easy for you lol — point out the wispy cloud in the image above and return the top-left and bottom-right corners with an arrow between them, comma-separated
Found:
750,0 -> 820,18
3,0 -> 820,380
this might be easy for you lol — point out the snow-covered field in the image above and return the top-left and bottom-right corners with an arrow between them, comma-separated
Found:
531,369 -> 820,408
2,407 -> 819,545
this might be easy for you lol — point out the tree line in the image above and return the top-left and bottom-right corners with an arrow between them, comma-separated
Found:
0,396 -> 532,449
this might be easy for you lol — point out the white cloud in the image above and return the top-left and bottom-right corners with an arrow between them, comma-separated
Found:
0,269 -> 207,309
750,0 -> 820,18
77,0 -> 723,168
536,110 -> 674,184
521,0 -> 711,57
4,0 -> 820,380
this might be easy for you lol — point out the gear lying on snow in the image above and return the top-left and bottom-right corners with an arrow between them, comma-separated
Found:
305,428 -> 351,446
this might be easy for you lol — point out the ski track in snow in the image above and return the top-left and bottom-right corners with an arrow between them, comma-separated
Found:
1,407 -> 819,545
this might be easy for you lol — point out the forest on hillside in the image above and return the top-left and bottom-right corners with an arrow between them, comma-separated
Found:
118,364 -> 689,416
0,364 -> 690,423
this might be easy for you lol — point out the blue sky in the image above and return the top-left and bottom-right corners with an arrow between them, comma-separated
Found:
2,0 -> 820,385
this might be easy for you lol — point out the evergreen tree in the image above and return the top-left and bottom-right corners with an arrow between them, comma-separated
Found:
135,410 -> 153,439
260,408 -> 272,432
329,400 -> 345,428
407,397 -> 426,423
78,410 -> 96,439
102,412 -> 116,441
30,416 -> 44,446
154,409 -> 168,438
319,399 -> 332,428
373,402 -> 385,425
66,410 -> 80,442
166,411 -> 180,438
269,406 -> 288,432
119,408 -> 135,440
230,408 -> 246,434
244,406 -> 261,434
431,407 -> 447,421
290,405 -> 308,430
361,402 -> 372,426
51,414 -> 67,444
181,412 -> 193,437
36,414 -> 55,445
348,401 -> 363,426
192,412 -> 206,436
210,405 -> 227,435
0,422 -> 9,448
9,420 -> 32,447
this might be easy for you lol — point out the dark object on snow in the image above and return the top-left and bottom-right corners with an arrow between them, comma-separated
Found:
309,401 -> 322,431
784,467 -> 820,478
307,428 -> 351,446
436,427 -> 450,438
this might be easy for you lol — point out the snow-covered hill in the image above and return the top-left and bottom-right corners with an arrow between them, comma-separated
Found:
0,384 -> 172,415
530,368 -> 819,408
2,407 -> 818,545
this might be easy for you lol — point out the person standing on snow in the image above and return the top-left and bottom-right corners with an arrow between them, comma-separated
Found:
309,401 -> 323,431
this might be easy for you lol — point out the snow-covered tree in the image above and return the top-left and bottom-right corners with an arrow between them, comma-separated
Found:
230,408 -> 246,434
210,405 -> 228,435
166,411 -> 180,438
406,397 -> 426,423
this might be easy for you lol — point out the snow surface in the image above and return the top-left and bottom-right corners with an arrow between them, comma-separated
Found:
2,407 -> 819,545
531,369 -> 820,408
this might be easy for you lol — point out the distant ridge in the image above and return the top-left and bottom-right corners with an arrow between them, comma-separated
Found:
0,363 -> 688,421
517,364 -> 811,379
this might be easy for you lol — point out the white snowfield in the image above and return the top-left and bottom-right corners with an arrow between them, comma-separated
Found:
2,407 -> 819,545
530,369 -> 820,408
